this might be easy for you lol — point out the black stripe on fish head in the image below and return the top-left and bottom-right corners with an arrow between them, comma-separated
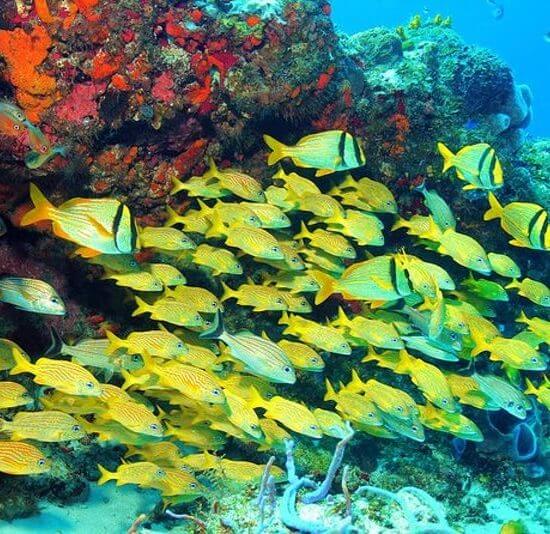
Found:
528,209 -> 547,249
477,146 -> 492,178
487,149 -> 498,187
338,132 -> 347,166
351,135 -> 364,166
527,208 -> 545,246
389,257 -> 398,291
112,202 -> 124,249
537,214 -> 549,249
130,213 -> 139,252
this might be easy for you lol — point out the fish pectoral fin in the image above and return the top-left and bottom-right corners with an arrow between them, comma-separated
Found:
462,184 -> 478,191
86,216 -> 114,239
315,169 -> 335,177
74,246 -> 103,258
372,276 -> 393,291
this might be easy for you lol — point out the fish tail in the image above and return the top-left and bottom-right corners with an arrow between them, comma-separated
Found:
470,338 -> 489,357
97,464 -> 116,485
437,142 -> 455,173
204,158 -> 219,181
20,183 -> 54,226
313,271 -> 337,305
246,386 -> 266,409
278,311 -> 290,326
340,174 -> 357,189
484,192 -> 503,221
391,218 -> 408,231
324,379 -> 338,402
361,346 -> 379,363
333,307 -> 352,329
132,296 -> 150,317
414,178 -> 427,195
524,377 -> 538,396
196,198 -> 213,216
45,327 -> 63,356
204,211 -> 227,239
394,350 -> 413,374
220,282 -> 237,303
165,206 -> 181,227
9,348 -> 34,376
505,279 -> 521,291
348,369 -> 365,392
263,134 -> 288,166
294,221 -> 312,241
120,370 -> 144,391
200,310 -> 225,340
516,311 -> 529,325
105,330 -> 125,354
170,177 -> 186,195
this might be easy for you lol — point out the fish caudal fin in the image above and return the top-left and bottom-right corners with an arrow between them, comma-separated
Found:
484,192 -> 503,221
505,279 -> 521,291
524,378 -> 538,396
9,348 -> 34,376
246,386 -> 266,409
437,142 -> 455,173
220,282 -> 237,303
165,206 -> 181,227
97,464 -> 116,485
324,379 -> 338,402
204,158 -> 219,181
105,330 -> 124,354
132,297 -> 150,317
45,327 -> 63,357
200,310 -> 224,340
263,135 -> 288,166
313,271 -> 337,305
294,221 -> 312,241
20,183 -> 54,226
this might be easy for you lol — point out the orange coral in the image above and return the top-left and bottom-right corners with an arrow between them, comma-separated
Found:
88,50 -> 122,80
0,25 -> 58,121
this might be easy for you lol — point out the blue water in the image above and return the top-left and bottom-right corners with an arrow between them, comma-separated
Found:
333,0 -> 550,138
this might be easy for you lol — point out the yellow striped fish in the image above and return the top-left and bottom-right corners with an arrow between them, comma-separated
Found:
0,410 -> 85,442
0,276 -> 66,315
0,381 -> 31,409
0,441 -> 50,475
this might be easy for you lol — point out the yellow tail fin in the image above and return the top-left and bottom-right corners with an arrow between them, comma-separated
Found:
132,296 -> 150,317
484,192 -> 503,221
9,348 -> 34,376
516,311 -> 529,325
437,142 -> 455,173
97,464 -> 116,485
171,177 -> 186,195
20,184 -> 54,226
524,377 -> 538,396
294,221 -> 312,241
105,330 -> 124,354
204,158 -> 220,181
165,206 -> 182,227
313,271 -> 337,305
246,386 -> 267,409
505,279 -> 521,291
324,379 -> 338,402
263,134 -> 287,166
220,282 -> 237,303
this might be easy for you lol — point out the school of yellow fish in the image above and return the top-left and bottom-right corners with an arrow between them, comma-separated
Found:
0,130 -> 548,505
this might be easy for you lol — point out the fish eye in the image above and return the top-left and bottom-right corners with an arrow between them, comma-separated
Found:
391,337 -> 399,343
271,246 -> 280,253
38,458 -> 46,467
156,469 -> 165,476
190,482 -> 197,489
14,124 -> 20,131
22,392 -> 31,398
442,399 -> 448,405
72,424 -> 81,432
412,425 -> 419,432
132,355 -> 141,362
40,144 -> 48,153
176,341 -> 184,349
150,423 -> 160,431
368,412 -> 374,418
51,297 -> 59,303
530,357 -> 539,363
516,404 -> 525,412
130,260 -> 138,268
340,343 -> 348,349
450,333 -> 457,340
476,257 -> 483,263
283,366 -> 292,373
85,381 -> 95,389
309,424 -> 319,430
275,298 -> 284,304
212,388 -> 222,396
195,314 -> 201,321
250,423 -> 259,430
290,257 -> 298,263
397,406 -> 403,412
310,357 -> 318,363
507,401 -> 514,408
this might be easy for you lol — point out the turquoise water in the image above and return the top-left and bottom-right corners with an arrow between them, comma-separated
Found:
333,0 -> 550,137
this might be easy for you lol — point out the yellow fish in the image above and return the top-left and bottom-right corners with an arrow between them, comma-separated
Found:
391,214 -> 436,239
438,142 -> 503,190
312,408 -> 349,439
334,174 -> 397,214
103,270 -> 163,292
97,461 -> 167,489
280,293 -> 311,314
289,192 -> 344,218
145,263 -> 187,287
418,403 -> 483,442
516,311 -> 550,344
88,254 -> 140,273
197,199 -> 261,231
446,373 -> 499,410
0,340 -> 30,371
0,441 -> 50,475
524,377 -> 550,409
0,410 -> 85,442
264,131 -> 366,177
80,418 -> 160,446
10,348 -> 103,396
241,201 -> 291,228
436,229 -> 492,274
295,221 -> 356,259
133,296 -> 204,327
221,281 -> 288,312
265,185 -> 298,211
202,312 -> 296,384
248,387 -> 322,438
485,193 -> 549,250
274,167 -> 321,196
487,253 -> 521,279
263,272 -> 320,294
166,285 -> 223,313
506,278 -> 550,308
106,329 -> 188,359
20,184 -> 139,258
415,181 -> 456,231
125,442 -> 184,465
0,276 -> 66,315
223,389 -> 262,438
325,380 -> 383,426
220,373 -> 277,402
157,468 -> 205,498
319,209 -> 385,247
314,255 -> 411,305
279,312 -> 351,354
214,458 -> 286,483
276,338 -> 324,372
379,411 -> 425,442
177,343 -> 222,371
224,225 -> 283,259
256,418 -> 291,451
473,373 -> 530,419
139,226 -> 196,251
171,174 -> 225,198
191,244 -> 243,275
164,422 -> 226,450
471,335 -> 546,371
98,399 -> 163,437
165,205 -> 210,234
0,381 -> 31,409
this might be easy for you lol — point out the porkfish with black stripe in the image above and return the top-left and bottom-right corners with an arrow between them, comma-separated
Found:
438,142 -> 503,191
263,130 -> 366,177
20,184 -> 140,258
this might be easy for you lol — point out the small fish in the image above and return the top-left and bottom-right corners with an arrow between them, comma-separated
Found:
325,380 -> 383,426
10,348 -> 103,396
295,221 -> 356,259
319,209 -> 385,247
264,272 -> 320,293
487,252 -> 521,279
200,159 -> 266,202
402,335 -> 458,362
87,254 -> 140,273
415,181 -> 456,231
167,285 -> 223,314
281,293 -> 311,314
191,244 -> 243,276
0,101 -> 29,135
165,205 -> 210,234
81,418 -> 160,446
484,193 -> 549,250
0,410 -> 85,442
125,442 -> 184,466
98,399 -> 163,437
97,462 -> 167,489
221,281 -> 288,312
139,226 -> 196,251
264,130 -> 366,177
0,276 -> 66,315
300,247 -> 345,275
0,381 -> 31,409
197,199 -> 261,231
145,263 -> 187,287
265,185 -> 297,211
223,389 -> 262,438
213,458 -> 286,484
165,422 -> 226,450
249,387 -> 322,438
314,255 -> 411,305
392,214 -> 437,239
334,175 -> 397,214
473,373 -> 530,419
106,328 -> 187,359
312,408 -> 348,438
274,167 -> 321,197
279,312 -> 351,354
379,411 -> 425,442
241,201 -> 291,228
277,338 -> 324,372
220,374 -> 277,402
20,184 -> 139,258
446,373 -> 499,410
461,275 -> 508,301
0,441 -> 50,475
395,252 -> 438,298
438,142 -> 503,190
290,192 -> 345,218
25,145 -> 67,170
177,343 -> 223,371
157,468 -> 205,498
506,278 -> 550,307
436,229 -> 492,274
171,174 -> 225,198
516,311 -> 550,345
103,270 -> 163,292
524,377 -> 550,410
133,296 -> 204,327
201,312 -> 296,384
471,335 -> 546,371
257,418 -> 292,451
223,224 -> 283,260
418,403 -> 483,442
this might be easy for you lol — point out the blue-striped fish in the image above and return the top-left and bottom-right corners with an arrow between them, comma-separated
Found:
0,277 -> 66,315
